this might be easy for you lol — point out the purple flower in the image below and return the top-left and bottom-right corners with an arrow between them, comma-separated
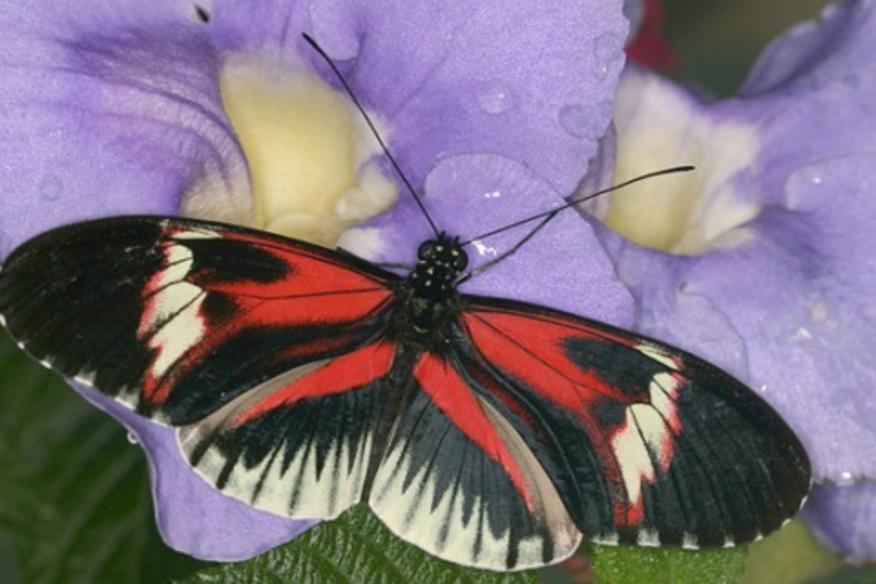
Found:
0,0 -> 629,560
583,0 -> 876,561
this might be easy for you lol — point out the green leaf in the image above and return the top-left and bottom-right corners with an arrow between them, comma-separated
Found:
179,505 -> 536,584
742,521 -> 842,584
0,331 -> 203,583
591,544 -> 747,584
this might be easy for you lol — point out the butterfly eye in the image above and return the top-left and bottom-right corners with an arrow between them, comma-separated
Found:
452,251 -> 468,271
418,241 -> 435,260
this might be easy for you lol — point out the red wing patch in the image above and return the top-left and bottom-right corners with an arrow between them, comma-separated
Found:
460,309 -> 643,408
460,301 -> 692,532
413,352 -> 532,509
458,303 -> 673,529
136,224 -> 395,411
179,341 -> 398,523
369,351 -> 581,571
0,216 -> 399,426
233,341 -> 396,426
180,227 -> 390,302
132,221 -> 398,417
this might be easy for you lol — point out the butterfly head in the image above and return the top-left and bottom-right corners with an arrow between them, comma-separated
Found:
406,234 -> 468,332
416,233 -> 468,274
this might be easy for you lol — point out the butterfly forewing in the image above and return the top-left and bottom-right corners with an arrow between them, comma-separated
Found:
455,295 -> 811,549
0,216 -> 398,424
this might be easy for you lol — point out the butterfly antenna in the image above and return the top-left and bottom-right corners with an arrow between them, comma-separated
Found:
459,165 -> 695,246
302,33 -> 440,237
455,165 -> 695,284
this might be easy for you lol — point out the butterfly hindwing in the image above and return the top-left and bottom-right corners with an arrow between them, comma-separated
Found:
0,216 -> 398,424
455,295 -> 811,549
179,339 -> 400,520
369,351 -> 581,571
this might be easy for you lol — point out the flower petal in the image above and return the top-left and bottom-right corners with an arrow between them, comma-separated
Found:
307,0 -> 629,194
78,385 -> 316,561
349,153 -> 634,325
740,0 -> 865,96
210,0 -> 628,193
595,0 -> 876,559
0,1 -> 251,245
802,482 -> 876,563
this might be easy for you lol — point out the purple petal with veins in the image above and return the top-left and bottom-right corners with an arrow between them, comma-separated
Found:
592,0 -> 876,559
802,482 -> 876,563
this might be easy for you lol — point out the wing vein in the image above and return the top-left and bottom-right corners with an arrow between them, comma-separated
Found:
468,311 -> 620,401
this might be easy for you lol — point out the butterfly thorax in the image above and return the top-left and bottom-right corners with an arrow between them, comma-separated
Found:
403,234 -> 468,335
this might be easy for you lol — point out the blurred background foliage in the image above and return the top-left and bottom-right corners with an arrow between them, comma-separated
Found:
663,0 -> 830,96
2,0 -> 874,583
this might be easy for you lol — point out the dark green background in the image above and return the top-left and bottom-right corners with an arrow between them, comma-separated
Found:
664,0 -> 829,95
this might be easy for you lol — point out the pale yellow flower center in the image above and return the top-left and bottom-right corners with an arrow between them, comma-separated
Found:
183,53 -> 397,247
602,70 -> 760,255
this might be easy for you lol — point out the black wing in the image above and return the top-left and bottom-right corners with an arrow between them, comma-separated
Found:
0,216 -> 398,424
449,295 -> 811,549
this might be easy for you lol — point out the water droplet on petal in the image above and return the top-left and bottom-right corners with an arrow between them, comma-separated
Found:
477,82 -> 514,115
787,165 -> 830,210
838,471 -> 855,485
126,432 -> 139,445
39,174 -> 64,202
810,300 -> 828,323
472,239 -> 498,257
593,32 -> 622,80
792,326 -> 813,341
802,167 -> 824,186
559,104 -> 592,138
483,190 -> 502,199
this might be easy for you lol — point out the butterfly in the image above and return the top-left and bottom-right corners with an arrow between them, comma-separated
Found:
0,211 -> 810,571
0,31 -> 811,572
